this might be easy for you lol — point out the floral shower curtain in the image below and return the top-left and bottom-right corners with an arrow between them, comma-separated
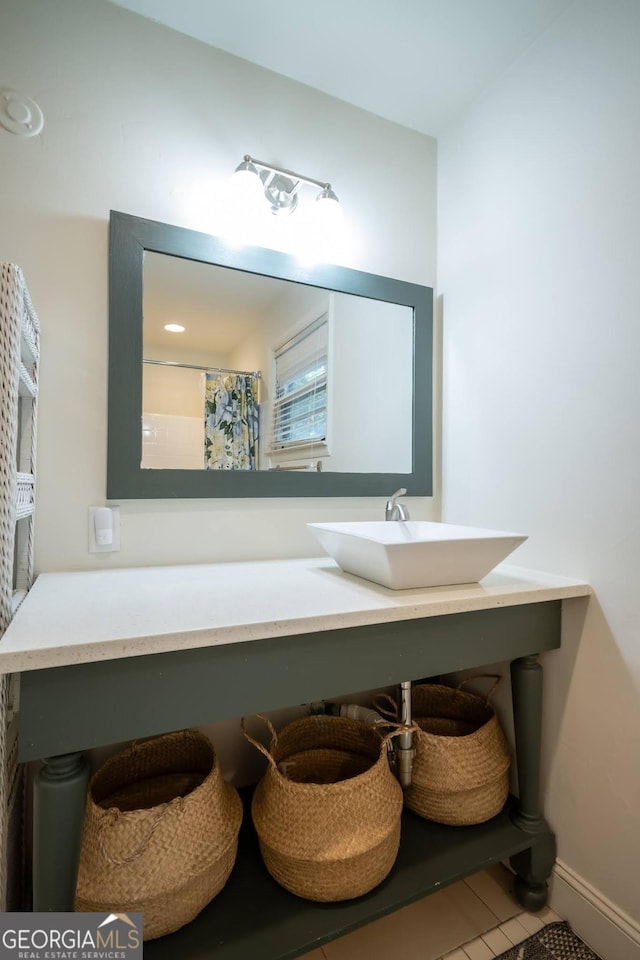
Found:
204,373 -> 260,470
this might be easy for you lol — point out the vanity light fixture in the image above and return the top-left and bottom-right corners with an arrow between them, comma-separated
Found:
163,323 -> 185,333
232,155 -> 341,219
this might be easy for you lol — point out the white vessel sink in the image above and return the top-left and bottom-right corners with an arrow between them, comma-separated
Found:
307,520 -> 527,590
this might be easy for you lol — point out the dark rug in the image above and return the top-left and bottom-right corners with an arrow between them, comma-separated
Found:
495,921 -> 603,959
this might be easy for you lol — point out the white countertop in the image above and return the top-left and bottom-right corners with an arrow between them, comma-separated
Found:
0,558 -> 591,673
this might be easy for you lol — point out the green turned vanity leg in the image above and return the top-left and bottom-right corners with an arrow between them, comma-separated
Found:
510,833 -> 556,912
33,752 -> 89,911
510,655 -> 545,832
509,655 -> 556,910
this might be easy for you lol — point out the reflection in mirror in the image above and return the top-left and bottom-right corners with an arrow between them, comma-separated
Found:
142,253 -> 413,473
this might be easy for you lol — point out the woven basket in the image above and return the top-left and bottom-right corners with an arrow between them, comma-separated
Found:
242,714 -> 403,902
378,678 -> 511,826
75,729 -> 243,940
406,679 -> 511,825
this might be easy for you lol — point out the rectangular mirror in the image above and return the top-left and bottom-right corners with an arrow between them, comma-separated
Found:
108,211 -> 433,498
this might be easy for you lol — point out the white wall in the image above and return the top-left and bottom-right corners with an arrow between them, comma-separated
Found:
0,0 -> 437,573
143,365 -> 204,418
329,296 -> 413,472
439,0 -> 640,933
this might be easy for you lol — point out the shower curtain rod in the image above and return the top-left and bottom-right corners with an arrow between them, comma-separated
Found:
143,358 -> 262,379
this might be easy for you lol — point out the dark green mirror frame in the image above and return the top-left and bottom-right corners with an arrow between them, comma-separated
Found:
107,210 -> 433,499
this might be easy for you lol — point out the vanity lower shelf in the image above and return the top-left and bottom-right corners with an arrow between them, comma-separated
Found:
144,792 -> 551,960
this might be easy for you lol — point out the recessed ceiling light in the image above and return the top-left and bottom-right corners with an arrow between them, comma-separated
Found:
164,323 -> 185,333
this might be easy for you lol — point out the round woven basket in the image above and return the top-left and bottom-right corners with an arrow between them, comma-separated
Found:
404,680 -> 511,826
242,714 -> 403,902
75,729 -> 243,940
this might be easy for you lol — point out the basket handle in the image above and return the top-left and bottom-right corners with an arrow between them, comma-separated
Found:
240,713 -> 413,763
97,799 -> 181,866
240,714 -> 279,768
457,674 -> 502,701
372,693 -> 400,720
379,722 -> 420,751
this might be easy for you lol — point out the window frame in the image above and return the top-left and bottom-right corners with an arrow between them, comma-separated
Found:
269,310 -> 331,466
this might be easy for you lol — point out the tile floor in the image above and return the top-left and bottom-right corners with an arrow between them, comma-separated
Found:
301,864 -> 561,960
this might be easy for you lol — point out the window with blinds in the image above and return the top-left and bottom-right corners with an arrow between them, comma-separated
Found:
271,314 -> 328,453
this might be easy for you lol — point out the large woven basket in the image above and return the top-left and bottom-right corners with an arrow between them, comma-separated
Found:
75,729 -> 243,940
242,714 -> 403,902
393,679 -> 511,826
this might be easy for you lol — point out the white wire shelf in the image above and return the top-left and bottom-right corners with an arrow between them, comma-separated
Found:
17,363 -> 37,399
15,474 -> 35,521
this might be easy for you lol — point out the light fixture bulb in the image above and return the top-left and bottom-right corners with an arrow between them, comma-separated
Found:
315,185 -> 342,225
164,323 -> 185,333
230,157 -> 263,204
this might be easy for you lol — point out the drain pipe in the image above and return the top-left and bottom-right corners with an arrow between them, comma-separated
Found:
309,702 -> 386,725
396,681 -> 415,788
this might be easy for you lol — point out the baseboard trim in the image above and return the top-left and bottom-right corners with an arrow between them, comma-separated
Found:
550,860 -> 640,960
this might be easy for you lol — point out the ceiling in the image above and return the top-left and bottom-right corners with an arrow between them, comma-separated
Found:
143,252 -> 286,356
108,0 -> 573,136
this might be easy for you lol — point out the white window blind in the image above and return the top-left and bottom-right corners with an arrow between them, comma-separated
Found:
272,315 -> 328,450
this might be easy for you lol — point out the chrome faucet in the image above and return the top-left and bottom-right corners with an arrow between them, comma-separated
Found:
385,488 -> 410,521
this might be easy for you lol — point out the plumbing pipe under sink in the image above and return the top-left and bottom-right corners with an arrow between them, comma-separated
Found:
396,681 -> 415,788
309,701 -> 386,725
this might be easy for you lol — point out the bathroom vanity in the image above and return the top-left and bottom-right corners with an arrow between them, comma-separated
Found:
0,557 -> 590,959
